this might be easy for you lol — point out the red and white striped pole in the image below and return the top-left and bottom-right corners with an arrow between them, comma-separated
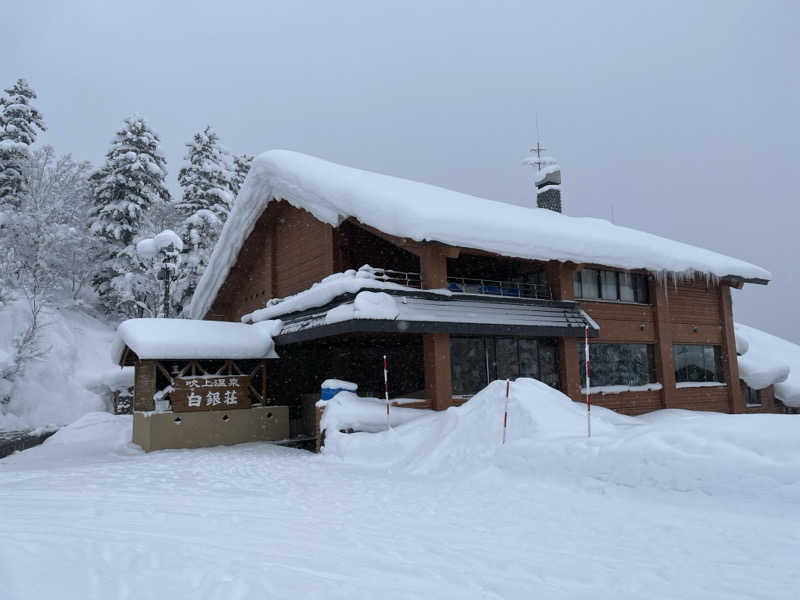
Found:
585,325 -> 591,438
383,354 -> 390,431
502,379 -> 510,445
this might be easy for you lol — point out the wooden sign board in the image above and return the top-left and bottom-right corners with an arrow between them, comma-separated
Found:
171,375 -> 250,412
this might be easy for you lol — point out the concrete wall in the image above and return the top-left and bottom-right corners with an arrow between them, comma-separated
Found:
133,405 -> 289,452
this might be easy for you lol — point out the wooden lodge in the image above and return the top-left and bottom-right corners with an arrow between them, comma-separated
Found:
116,150 -> 783,451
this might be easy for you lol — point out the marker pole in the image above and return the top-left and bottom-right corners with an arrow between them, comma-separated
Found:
502,379 -> 510,445
383,355 -> 390,431
585,326 -> 591,438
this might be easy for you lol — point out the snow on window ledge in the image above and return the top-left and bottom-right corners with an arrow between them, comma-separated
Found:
580,383 -> 663,395
675,381 -> 727,389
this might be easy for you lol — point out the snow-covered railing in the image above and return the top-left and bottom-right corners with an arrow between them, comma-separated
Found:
369,268 -> 552,299
370,268 -> 421,289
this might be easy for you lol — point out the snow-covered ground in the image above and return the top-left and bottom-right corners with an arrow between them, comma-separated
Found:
0,299 -> 130,431
1,380 -> 798,599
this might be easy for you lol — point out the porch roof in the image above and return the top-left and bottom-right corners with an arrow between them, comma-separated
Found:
273,289 -> 598,345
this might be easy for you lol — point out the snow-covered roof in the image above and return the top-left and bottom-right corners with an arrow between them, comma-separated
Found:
112,318 -> 279,364
191,150 -> 771,320
735,323 -> 799,407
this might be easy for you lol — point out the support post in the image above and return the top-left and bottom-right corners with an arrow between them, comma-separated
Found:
423,333 -> 453,411
651,277 -> 676,409
549,262 -> 581,401
719,283 -> 744,413
133,360 -> 157,412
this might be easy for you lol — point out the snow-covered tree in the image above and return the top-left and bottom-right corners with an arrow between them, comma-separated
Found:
0,79 -> 46,210
176,126 -> 235,220
173,209 -> 222,314
136,230 -> 183,318
232,153 -> 253,198
89,116 -> 171,317
173,127 -> 236,315
0,146 -> 94,398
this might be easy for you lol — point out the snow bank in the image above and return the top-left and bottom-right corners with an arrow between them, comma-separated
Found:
242,265 -> 433,323
192,149 -> 770,319
321,379 -> 800,501
320,391 -> 428,440
111,318 -> 280,363
735,323 -> 798,406
0,300 -> 120,431
321,379 -> 637,470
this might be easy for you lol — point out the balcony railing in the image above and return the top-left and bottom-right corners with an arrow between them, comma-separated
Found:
368,267 -> 551,300
445,276 -> 552,300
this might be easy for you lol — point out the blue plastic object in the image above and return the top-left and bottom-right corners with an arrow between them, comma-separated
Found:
321,387 -> 348,401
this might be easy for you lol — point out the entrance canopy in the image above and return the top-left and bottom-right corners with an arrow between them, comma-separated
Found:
273,289 -> 598,345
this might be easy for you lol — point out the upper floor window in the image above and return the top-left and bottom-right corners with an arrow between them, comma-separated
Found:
573,268 -> 650,304
673,344 -> 724,384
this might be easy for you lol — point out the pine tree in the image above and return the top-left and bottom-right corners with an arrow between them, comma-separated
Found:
176,126 -> 235,220
174,126 -> 236,315
89,116 -> 171,316
0,79 -> 46,209
232,153 -> 253,198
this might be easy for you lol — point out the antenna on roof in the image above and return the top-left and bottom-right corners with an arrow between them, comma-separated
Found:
529,114 -> 548,171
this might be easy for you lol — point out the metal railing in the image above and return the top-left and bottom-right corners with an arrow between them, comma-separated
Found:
367,267 -> 551,300
445,276 -> 552,300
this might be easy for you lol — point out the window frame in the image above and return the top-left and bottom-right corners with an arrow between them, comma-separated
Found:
673,344 -> 725,384
578,342 -> 658,388
573,268 -> 650,304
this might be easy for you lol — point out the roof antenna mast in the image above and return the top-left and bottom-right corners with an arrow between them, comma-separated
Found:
530,114 -> 547,171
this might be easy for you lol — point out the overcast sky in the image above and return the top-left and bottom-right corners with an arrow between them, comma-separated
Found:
3,1 -> 798,341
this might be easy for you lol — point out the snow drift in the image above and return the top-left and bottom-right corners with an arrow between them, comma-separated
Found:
0,300 -> 128,431
320,379 -> 800,499
735,323 -> 800,406
192,149 -> 770,320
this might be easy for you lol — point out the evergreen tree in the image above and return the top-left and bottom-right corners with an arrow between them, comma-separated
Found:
176,126 -> 235,220
0,79 -> 46,209
88,116 -> 171,316
174,126 -> 236,315
232,153 -> 253,198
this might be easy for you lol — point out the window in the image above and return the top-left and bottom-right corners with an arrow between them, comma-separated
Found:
578,343 -> 657,388
573,269 -> 649,304
741,381 -> 761,407
673,345 -> 724,383
450,336 -> 561,396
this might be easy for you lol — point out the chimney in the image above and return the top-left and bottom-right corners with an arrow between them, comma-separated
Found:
535,165 -> 561,213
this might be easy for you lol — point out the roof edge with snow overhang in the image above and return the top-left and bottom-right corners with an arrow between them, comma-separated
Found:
190,150 -> 771,320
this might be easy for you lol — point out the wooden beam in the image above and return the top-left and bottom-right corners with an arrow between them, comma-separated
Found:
651,277 -> 677,409
719,283 -> 744,413
423,333 -> 453,411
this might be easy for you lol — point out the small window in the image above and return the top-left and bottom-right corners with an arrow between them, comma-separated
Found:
673,345 -> 724,383
600,271 -> 618,300
619,272 -> 635,302
741,381 -> 761,407
580,269 -> 600,299
633,273 -> 650,304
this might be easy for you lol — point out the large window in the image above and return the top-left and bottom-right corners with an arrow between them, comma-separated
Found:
578,343 -> 657,388
673,345 -> 724,384
573,269 -> 649,304
450,336 -> 560,396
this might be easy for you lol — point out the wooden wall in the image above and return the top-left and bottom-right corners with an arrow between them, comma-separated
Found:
560,266 -> 744,416
207,200 -> 335,322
